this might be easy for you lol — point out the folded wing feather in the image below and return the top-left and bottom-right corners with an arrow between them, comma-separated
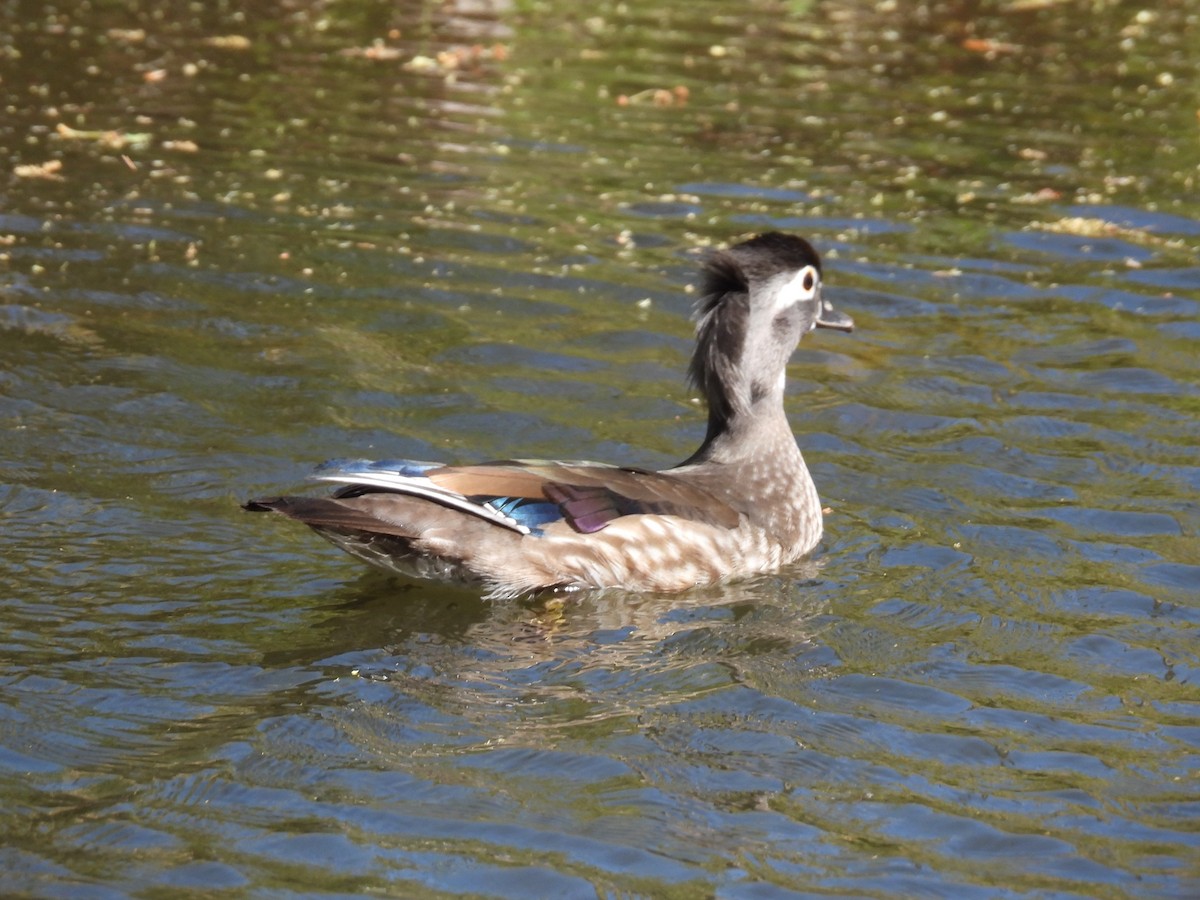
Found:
310,458 -> 740,536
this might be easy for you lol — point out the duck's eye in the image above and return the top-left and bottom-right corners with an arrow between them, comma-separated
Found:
773,264 -> 821,315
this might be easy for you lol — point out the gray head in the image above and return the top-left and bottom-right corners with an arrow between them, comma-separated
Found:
689,232 -> 852,440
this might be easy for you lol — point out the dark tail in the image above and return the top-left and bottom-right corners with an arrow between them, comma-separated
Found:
242,495 -> 413,537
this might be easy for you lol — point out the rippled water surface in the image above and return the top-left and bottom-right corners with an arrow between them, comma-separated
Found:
2,1 -> 1198,897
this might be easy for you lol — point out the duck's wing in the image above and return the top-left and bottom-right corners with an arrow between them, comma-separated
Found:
307,457 -> 741,536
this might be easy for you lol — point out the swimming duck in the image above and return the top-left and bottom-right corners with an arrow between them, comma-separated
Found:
244,232 -> 853,597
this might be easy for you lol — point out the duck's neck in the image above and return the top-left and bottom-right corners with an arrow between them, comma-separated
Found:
675,397 -> 823,556
683,398 -> 797,467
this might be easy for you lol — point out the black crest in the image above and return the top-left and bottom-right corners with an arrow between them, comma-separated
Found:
727,232 -> 821,282
689,250 -> 750,431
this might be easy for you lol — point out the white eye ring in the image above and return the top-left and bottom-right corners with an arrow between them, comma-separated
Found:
773,264 -> 820,315
789,264 -> 819,300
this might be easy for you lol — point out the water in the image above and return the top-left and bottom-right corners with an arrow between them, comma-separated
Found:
2,1 -> 1198,897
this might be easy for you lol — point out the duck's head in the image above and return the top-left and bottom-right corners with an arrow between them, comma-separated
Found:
689,232 -> 853,438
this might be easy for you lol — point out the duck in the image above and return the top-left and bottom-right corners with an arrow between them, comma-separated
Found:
244,232 -> 854,598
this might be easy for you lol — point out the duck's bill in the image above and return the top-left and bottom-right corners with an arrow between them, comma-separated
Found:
816,299 -> 854,332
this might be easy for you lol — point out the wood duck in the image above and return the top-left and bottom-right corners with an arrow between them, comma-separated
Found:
244,232 -> 853,598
